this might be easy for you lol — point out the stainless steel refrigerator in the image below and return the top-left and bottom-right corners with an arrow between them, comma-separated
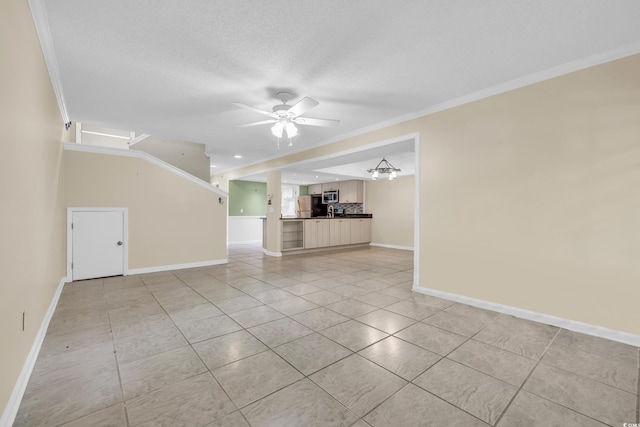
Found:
297,195 -> 326,218
297,196 -> 312,218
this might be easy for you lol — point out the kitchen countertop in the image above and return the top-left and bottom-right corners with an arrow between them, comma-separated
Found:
281,214 -> 372,220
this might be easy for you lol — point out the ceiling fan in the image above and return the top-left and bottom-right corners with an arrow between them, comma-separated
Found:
233,92 -> 339,140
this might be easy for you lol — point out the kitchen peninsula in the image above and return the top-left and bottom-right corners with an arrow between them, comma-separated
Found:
278,215 -> 372,253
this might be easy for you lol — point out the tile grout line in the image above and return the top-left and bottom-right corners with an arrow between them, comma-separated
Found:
132,273 -> 238,421
226,263 -> 505,422
167,264 -> 272,420
37,247 -> 616,424
140,271 -> 243,421
149,263 -> 361,422
381,310 -> 504,426
102,277 -> 131,427
42,279 -> 124,427
489,328 -> 624,427
491,327 -> 562,426
207,254 -> 416,423
229,247 -> 415,420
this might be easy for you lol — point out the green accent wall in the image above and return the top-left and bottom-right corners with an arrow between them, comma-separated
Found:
229,180 -> 267,216
299,185 -> 309,196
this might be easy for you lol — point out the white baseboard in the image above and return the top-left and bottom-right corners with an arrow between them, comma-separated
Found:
370,242 -> 414,251
412,285 -> 640,347
263,249 -> 282,257
1,276 -> 68,427
127,258 -> 227,275
228,240 -> 262,245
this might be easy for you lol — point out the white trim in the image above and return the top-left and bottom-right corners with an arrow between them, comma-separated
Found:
263,249 -> 282,257
0,276 -> 67,427
67,208 -> 128,280
75,122 -> 82,144
64,142 -> 228,197
370,242 -> 414,251
128,259 -> 228,275
412,133 -> 421,292
28,0 -> 70,126
128,134 -> 151,146
412,286 -> 640,347
81,130 -> 130,140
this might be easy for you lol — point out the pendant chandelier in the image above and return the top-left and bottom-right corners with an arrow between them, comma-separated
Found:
367,158 -> 400,180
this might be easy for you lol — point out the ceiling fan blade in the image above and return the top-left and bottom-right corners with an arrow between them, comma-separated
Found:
287,97 -> 319,118
238,119 -> 277,128
233,102 -> 277,118
293,117 -> 340,127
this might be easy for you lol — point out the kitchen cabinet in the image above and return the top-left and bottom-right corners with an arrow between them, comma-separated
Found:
339,180 -> 364,203
308,184 -> 322,195
282,220 -> 304,251
329,218 -> 351,246
322,182 -> 340,192
282,217 -> 371,252
304,219 -> 330,249
350,218 -> 371,244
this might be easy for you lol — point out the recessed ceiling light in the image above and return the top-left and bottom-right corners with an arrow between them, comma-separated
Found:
315,176 -> 318,178
234,155 -> 242,159
335,178 -> 339,181
210,165 -> 217,168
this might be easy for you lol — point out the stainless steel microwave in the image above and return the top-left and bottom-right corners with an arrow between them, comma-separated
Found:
322,190 -> 339,204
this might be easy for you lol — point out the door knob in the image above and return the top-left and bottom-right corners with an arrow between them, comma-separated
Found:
117,241 -> 123,246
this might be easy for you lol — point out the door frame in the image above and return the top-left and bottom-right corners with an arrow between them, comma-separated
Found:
66,207 -> 129,280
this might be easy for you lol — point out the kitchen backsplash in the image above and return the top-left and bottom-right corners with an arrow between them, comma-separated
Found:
332,203 -> 364,214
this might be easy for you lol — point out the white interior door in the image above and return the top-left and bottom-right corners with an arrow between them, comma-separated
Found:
72,211 -> 124,280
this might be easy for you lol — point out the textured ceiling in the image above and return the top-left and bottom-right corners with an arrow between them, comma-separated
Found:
45,0 -> 640,176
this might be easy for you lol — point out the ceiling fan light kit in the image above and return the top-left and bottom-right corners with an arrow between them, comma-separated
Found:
234,92 -> 339,148
368,158 -> 401,181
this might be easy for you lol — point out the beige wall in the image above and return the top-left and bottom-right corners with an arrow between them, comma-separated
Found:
365,176 -> 414,248
135,137 -> 210,182
64,151 -> 227,269
0,0 -> 67,415
419,55 -> 640,335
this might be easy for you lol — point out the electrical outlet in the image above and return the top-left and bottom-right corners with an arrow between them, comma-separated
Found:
240,208 -> 243,213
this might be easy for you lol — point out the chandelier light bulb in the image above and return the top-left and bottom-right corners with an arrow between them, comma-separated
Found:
285,121 -> 298,138
372,170 -> 379,180
271,121 -> 284,138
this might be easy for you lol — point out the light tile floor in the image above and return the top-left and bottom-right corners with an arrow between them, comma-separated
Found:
14,244 -> 640,426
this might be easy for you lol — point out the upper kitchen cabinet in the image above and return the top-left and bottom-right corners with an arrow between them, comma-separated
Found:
322,182 -> 340,192
339,180 -> 364,203
308,184 -> 322,195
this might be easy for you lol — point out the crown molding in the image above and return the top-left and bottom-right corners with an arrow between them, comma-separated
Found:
28,0 -> 70,127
